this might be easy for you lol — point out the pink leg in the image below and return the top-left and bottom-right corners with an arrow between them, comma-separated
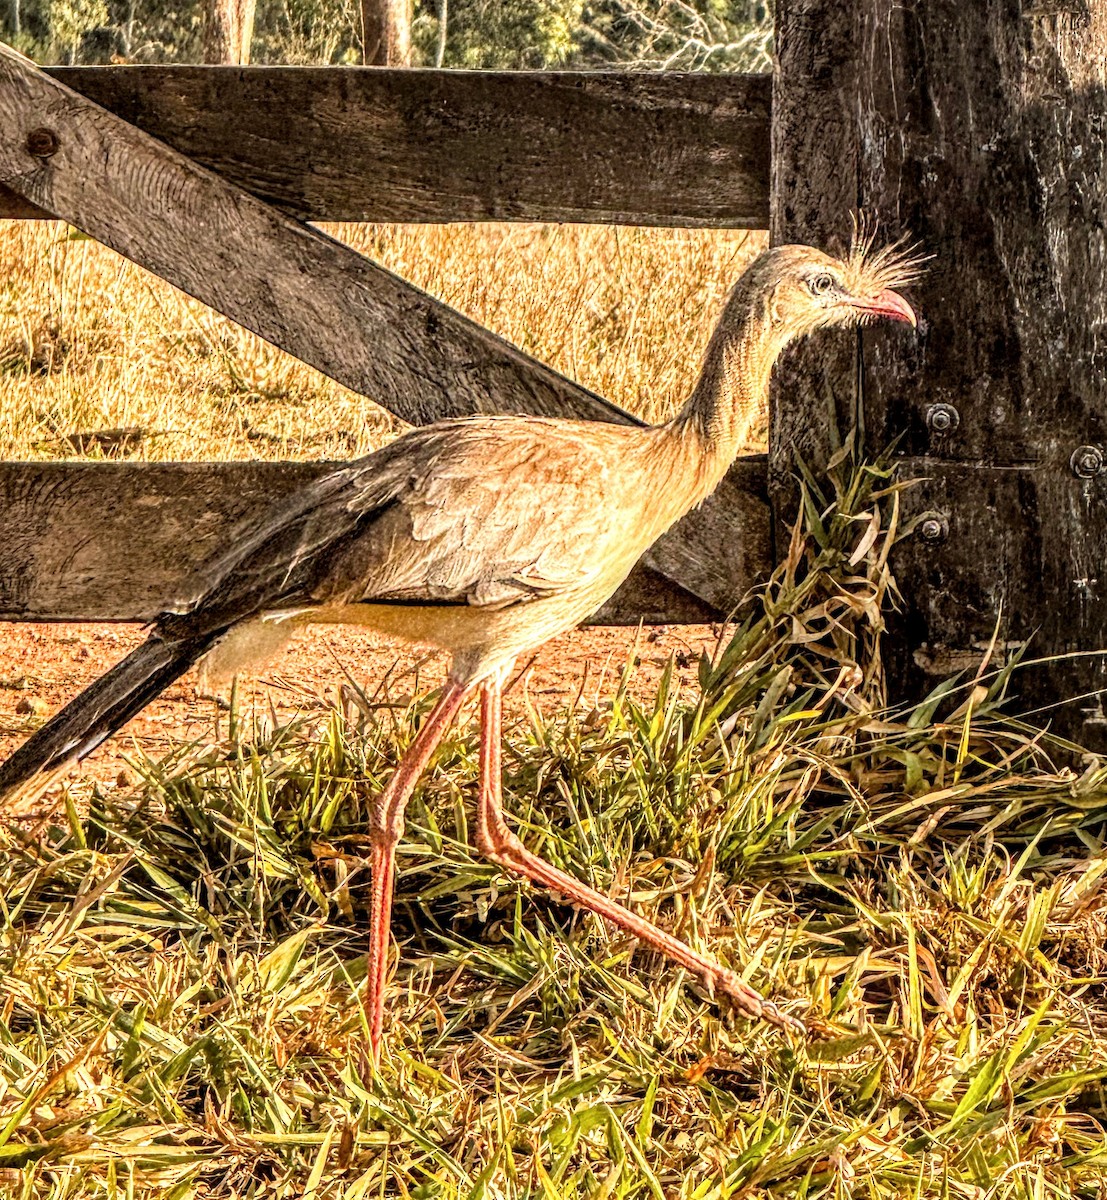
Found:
365,677 -> 471,1068
474,677 -> 803,1034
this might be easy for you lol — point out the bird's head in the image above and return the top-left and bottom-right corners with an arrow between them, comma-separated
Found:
677,228 -> 926,454
726,233 -> 924,347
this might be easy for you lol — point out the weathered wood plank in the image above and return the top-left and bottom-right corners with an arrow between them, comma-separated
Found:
0,46 -> 625,429
771,0 -> 1107,746
891,460 -> 1107,735
0,459 -> 771,624
0,66 -> 771,226
0,46 -> 767,616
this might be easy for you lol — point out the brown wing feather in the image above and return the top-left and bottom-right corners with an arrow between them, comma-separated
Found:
159,416 -> 641,636
318,417 -> 635,608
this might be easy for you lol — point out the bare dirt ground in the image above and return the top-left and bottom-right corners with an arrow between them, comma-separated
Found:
0,621 -> 724,810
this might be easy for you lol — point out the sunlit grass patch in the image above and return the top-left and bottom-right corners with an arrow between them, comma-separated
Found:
3,449 -> 1107,1197
0,221 -> 763,464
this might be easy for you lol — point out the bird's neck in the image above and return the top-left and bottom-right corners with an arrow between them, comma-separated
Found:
663,302 -> 784,494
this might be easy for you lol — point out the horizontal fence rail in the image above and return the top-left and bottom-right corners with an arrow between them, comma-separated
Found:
0,459 -> 770,625
0,66 -> 771,227
0,46 -> 774,623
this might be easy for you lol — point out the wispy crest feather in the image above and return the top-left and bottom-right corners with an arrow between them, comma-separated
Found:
845,213 -> 930,293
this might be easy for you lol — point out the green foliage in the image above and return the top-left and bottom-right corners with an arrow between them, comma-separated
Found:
413,0 -> 773,71
251,0 -> 361,64
577,0 -> 772,71
414,0 -> 585,69
47,0 -> 108,59
3,447 -> 1107,1196
109,0 -> 203,62
2,0 -> 204,63
4,0 -> 112,64
3,0 -> 772,69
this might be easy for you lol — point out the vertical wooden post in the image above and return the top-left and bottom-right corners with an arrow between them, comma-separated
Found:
772,1 -> 1107,744
363,0 -> 412,66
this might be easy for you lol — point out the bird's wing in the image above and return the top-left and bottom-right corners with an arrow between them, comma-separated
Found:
156,459 -> 391,630
159,417 -> 636,635
326,418 -> 632,608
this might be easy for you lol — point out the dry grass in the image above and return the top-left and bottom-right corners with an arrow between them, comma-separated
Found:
2,449 -> 1107,1198
0,220 -> 765,463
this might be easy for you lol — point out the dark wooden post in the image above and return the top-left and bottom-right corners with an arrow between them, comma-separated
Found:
363,0 -> 411,65
772,1 -> 1107,744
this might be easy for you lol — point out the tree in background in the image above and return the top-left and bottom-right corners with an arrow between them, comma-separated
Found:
0,0 -> 771,71
202,0 -> 254,61
362,0 -> 409,63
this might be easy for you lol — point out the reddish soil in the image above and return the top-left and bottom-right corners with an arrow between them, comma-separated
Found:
0,621 -> 724,813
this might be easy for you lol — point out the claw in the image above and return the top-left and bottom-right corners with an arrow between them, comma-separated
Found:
716,971 -> 805,1035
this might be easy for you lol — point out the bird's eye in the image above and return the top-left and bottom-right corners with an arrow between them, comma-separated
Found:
809,273 -> 836,296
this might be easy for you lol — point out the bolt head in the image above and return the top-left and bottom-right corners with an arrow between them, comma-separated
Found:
926,403 -> 960,434
1071,445 -> 1104,478
919,516 -> 947,543
25,128 -> 59,159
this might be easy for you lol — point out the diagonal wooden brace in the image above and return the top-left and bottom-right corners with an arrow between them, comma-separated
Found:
0,45 -> 770,618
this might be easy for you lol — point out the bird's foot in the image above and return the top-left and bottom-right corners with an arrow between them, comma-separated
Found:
712,969 -> 805,1036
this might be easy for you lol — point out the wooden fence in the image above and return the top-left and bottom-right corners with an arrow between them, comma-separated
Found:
2,1 -> 1106,744
0,56 -> 773,630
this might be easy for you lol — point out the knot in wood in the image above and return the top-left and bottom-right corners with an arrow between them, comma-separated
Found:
25,128 -> 60,159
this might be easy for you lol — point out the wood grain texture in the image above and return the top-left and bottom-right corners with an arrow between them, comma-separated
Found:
891,459 -> 1107,737
769,0 -> 867,495
771,0 -> 1107,746
0,47 -> 625,429
0,65 -> 771,226
0,47 -> 771,617
0,459 -> 770,624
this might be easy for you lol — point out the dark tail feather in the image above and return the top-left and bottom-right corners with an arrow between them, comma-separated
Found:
0,631 -> 218,803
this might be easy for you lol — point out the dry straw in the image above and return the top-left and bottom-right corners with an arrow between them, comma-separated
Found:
0,221 -> 765,461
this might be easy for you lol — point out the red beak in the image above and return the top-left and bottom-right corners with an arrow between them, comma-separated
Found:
854,288 -> 917,327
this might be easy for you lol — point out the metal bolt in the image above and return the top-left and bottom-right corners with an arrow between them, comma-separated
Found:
25,128 -> 59,159
919,515 -> 948,544
926,403 -> 960,434
1071,445 -> 1104,479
